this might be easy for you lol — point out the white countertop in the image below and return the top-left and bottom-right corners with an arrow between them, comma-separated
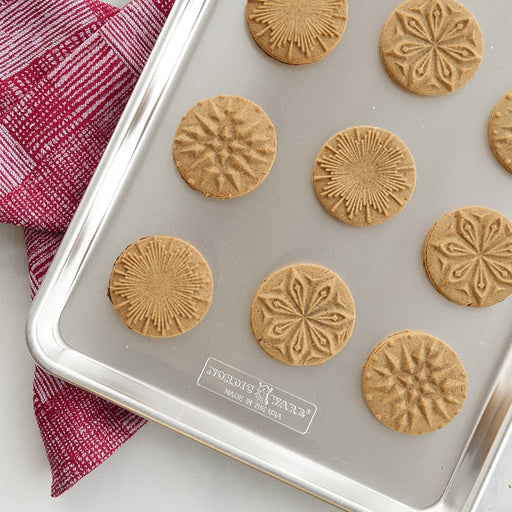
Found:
1,1 -> 511,510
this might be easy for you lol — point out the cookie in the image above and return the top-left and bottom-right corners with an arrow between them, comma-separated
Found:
379,0 -> 484,96
109,236 -> 213,337
312,126 -> 416,226
423,206 -> 512,307
173,95 -> 277,199
489,89 -> 512,174
250,263 -> 355,366
246,0 -> 348,65
362,330 -> 467,435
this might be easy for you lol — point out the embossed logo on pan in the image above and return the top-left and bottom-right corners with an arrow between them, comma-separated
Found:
250,264 -> 355,366
198,358 -> 317,434
313,126 -> 416,226
423,206 -> 512,308
246,0 -> 348,65
379,0 -> 484,96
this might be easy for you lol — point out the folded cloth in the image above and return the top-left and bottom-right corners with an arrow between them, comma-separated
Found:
0,0 -> 175,496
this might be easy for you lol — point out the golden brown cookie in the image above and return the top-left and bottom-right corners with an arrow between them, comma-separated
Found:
109,236 -> 213,337
312,126 -> 416,226
379,0 -> 484,96
489,89 -> 512,174
173,95 -> 277,199
362,330 -> 467,435
423,206 -> 512,307
246,0 -> 348,65
250,263 -> 355,366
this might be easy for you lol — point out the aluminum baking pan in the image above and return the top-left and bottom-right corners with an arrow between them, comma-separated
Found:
27,1 -> 512,510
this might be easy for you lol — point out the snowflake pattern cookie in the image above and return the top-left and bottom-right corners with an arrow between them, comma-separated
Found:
173,95 -> 277,199
109,236 -> 213,337
246,0 -> 348,65
312,126 -> 416,226
363,330 -> 467,435
423,207 -> 512,307
250,264 -> 355,366
380,0 -> 484,96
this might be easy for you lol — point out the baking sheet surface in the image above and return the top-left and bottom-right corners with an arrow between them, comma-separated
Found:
46,0 -> 512,509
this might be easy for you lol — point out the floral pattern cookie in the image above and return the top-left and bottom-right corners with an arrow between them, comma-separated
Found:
251,264 -> 355,366
380,0 -> 484,96
423,207 -> 512,307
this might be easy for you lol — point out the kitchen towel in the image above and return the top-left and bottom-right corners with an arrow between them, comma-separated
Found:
0,0 -> 175,496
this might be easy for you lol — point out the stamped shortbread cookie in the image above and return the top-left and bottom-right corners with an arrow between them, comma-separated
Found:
109,236 -> 213,337
362,330 -> 467,435
489,89 -> 512,174
312,126 -> 416,226
250,263 -> 355,366
173,95 -> 277,199
423,206 -> 512,307
379,0 -> 484,96
246,0 -> 348,65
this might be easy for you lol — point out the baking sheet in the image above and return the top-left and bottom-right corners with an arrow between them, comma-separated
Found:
27,1 -> 512,510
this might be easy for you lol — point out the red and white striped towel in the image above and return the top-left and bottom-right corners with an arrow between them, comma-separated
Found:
0,0 -> 175,496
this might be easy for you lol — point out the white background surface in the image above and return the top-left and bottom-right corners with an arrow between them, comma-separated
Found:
0,1 -> 511,510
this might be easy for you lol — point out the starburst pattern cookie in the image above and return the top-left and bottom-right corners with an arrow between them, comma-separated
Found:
380,0 -> 484,96
489,89 -> 512,174
312,126 -> 416,226
362,330 -> 467,435
423,206 -> 512,307
109,236 -> 213,337
173,95 -> 277,199
250,264 -> 355,366
246,0 -> 348,65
